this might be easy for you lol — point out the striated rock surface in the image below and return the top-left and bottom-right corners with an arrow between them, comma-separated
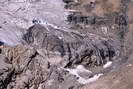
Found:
0,23 -> 121,89
0,0 -> 133,89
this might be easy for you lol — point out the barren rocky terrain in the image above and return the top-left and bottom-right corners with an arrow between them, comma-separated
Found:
0,0 -> 133,89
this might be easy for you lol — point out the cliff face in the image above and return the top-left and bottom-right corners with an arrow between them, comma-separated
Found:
0,0 -> 133,89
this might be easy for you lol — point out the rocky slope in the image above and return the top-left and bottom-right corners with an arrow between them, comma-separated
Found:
0,0 -> 133,89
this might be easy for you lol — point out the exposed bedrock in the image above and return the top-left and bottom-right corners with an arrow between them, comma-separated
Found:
23,24 -> 120,69
0,0 -> 130,89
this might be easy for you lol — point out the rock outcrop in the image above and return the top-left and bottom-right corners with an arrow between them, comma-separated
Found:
0,23 -> 120,89
0,0 -> 133,89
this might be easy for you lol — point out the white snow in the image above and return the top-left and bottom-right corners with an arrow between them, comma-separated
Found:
64,65 -> 102,84
40,20 -> 60,30
76,65 -> 92,73
65,65 -> 92,76
65,68 -> 79,77
103,61 -> 112,68
77,73 -> 103,84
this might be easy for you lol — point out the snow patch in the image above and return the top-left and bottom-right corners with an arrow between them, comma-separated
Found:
76,65 -> 92,73
64,65 -> 102,84
77,73 -> 103,84
103,61 -> 112,68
